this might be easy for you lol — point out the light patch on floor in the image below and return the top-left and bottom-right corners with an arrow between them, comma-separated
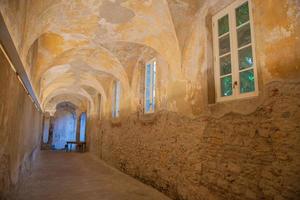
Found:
16,151 -> 171,200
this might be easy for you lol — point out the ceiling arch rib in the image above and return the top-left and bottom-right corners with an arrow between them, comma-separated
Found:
22,0 -> 97,62
27,32 -> 88,92
43,78 -> 106,113
26,32 -> 125,90
45,94 -> 87,115
93,0 -> 182,78
42,87 -> 95,113
23,0 -> 182,80
19,0 -> 187,115
34,47 -> 130,95
40,65 -> 108,100
41,80 -> 91,103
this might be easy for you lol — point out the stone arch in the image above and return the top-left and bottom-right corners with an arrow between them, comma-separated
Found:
43,87 -> 95,113
45,94 -> 86,115
22,0 -> 182,80
52,101 -> 77,149
40,66 -> 108,103
36,47 -> 130,93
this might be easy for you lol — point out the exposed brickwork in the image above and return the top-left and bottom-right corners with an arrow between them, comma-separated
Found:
95,81 -> 300,200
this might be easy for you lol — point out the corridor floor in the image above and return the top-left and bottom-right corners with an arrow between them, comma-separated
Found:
16,151 -> 171,200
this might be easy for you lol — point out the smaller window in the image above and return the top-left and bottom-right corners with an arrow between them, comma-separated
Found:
144,59 -> 156,113
79,112 -> 86,142
112,80 -> 121,118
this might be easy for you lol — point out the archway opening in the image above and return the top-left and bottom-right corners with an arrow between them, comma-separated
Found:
52,102 -> 77,150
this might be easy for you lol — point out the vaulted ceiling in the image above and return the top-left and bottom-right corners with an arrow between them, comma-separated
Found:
1,0 -> 203,114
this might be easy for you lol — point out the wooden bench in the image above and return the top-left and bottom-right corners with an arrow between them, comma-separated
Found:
65,141 -> 86,153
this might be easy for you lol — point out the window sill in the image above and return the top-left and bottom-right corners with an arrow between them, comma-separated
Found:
208,94 -> 263,117
111,117 -> 122,127
215,92 -> 259,103
139,112 -> 156,125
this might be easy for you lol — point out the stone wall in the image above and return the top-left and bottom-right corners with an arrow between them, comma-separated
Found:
83,1 -> 300,199
93,81 -> 300,200
0,48 -> 43,199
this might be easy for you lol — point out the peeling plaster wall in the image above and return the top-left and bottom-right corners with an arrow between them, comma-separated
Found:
0,0 -> 28,53
0,48 -> 43,199
89,1 -> 300,199
0,0 -> 299,199
253,0 -> 300,82
175,0 -> 300,116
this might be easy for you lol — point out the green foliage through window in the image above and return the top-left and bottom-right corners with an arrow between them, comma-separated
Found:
218,15 -> 229,36
221,76 -> 233,97
236,2 -> 249,26
238,46 -> 253,70
220,55 -> 232,75
240,69 -> 255,93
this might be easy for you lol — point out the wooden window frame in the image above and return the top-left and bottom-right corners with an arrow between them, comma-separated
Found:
144,58 -> 156,114
212,0 -> 258,102
112,80 -> 121,118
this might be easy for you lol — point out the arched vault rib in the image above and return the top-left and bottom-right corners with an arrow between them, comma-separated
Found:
45,94 -> 87,115
40,66 -> 108,104
34,47 -> 130,95
23,0 -> 182,80
22,1 -> 98,62
42,87 -> 95,113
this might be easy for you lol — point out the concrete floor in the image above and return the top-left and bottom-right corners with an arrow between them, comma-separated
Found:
16,151 -> 171,200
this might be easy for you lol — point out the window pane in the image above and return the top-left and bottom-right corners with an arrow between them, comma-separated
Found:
237,23 -> 251,47
115,81 -> 121,117
240,69 -> 255,93
112,83 -> 116,117
236,2 -> 249,26
152,61 -> 156,111
145,64 -> 151,112
238,46 -> 253,70
112,108 -> 115,118
218,15 -> 229,36
80,113 -> 86,142
220,54 -> 231,76
219,34 -> 231,55
112,81 -> 121,118
146,99 -> 151,112
221,75 -> 232,97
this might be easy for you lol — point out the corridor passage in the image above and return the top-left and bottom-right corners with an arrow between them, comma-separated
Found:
1,1 -> 299,199
16,152 -> 170,200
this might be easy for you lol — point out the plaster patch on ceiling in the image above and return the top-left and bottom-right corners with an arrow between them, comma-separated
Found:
42,64 -> 72,85
82,85 -> 98,96
170,0 -> 189,9
60,33 -> 88,41
99,0 -> 135,24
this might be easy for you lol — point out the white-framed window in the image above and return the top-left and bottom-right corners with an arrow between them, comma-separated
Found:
144,58 -> 156,113
212,0 -> 258,102
79,112 -> 86,142
112,80 -> 121,118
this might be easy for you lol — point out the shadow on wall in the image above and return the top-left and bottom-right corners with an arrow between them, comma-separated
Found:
52,102 -> 77,150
